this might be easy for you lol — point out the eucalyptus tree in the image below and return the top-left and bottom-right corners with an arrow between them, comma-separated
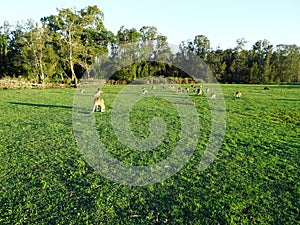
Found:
139,26 -> 170,60
139,26 -> 171,78
116,26 -> 142,81
193,34 -> 211,61
7,23 -> 27,77
229,39 -> 249,83
207,47 -> 227,82
78,6 -> 114,78
178,35 -> 211,61
14,19 -> 53,83
272,44 -> 300,83
179,35 -> 214,82
285,45 -> 300,83
249,39 -> 273,83
41,5 -> 110,86
0,21 -> 11,77
109,25 -> 171,82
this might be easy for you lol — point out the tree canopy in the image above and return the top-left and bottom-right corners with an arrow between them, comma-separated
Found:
0,5 -> 299,85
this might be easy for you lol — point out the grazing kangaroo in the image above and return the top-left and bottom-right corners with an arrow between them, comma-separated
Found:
94,88 -> 103,97
169,85 -> 175,91
210,93 -> 216,99
197,88 -> 203,96
178,87 -> 184,93
141,87 -> 148,94
235,91 -> 242,98
90,97 -> 105,113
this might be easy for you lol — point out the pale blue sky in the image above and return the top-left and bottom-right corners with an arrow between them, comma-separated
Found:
1,0 -> 299,49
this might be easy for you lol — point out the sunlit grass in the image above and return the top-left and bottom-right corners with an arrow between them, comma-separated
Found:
0,85 -> 299,224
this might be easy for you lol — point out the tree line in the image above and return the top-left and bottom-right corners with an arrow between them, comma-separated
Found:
0,5 -> 299,85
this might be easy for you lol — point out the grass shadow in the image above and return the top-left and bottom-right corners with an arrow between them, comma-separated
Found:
9,102 -> 73,109
273,98 -> 300,102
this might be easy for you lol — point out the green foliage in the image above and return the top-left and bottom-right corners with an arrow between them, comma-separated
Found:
0,85 -> 299,224
1,5 -> 300,84
0,21 -> 11,77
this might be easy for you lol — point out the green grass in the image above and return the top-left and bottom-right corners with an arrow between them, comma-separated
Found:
0,85 -> 299,224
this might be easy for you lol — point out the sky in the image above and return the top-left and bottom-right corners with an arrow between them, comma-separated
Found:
0,0 -> 299,50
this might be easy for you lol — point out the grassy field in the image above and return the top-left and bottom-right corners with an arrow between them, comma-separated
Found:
0,84 -> 299,224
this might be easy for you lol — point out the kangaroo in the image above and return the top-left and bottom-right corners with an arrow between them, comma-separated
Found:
141,87 -> 148,94
235,91 -> 242,98
94,88 -> 103,97
178,87 -> 184,93
210,93 -> 216,99
90,97 -> 105,113
197,88 -> 203,96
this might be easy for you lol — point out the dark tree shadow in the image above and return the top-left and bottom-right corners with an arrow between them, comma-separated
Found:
9,102 -> 73,109
274,98 -> 299,102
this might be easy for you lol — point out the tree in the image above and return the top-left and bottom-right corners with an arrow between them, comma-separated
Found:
262,49 -> 273,83
117,26 -> 141,43
108,25 -> 172,82
193,34 -> 211,60
228,39 -> 250,83
139,26 -> 170,61
207,48 -> 227,82
15,20 -> 48,82
273,44 -> 300,83
41,6 -> 109,86
77,6 -> 114,78
176,35 -> 213,82
249,62 -> 261,83
235,38 -> 247,52
0,21 -> 11,77
108,26 -> 142,81
8,23 -> 27,77
286,45 -> 300,83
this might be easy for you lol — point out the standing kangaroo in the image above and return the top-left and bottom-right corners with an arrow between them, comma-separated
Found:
94,88 -> 103,97
90,97 -> 105,113
210,93 -> 216,99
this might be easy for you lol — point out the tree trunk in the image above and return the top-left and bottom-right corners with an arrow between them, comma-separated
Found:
39,54 -> 45,83
70,60 -> 78,87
